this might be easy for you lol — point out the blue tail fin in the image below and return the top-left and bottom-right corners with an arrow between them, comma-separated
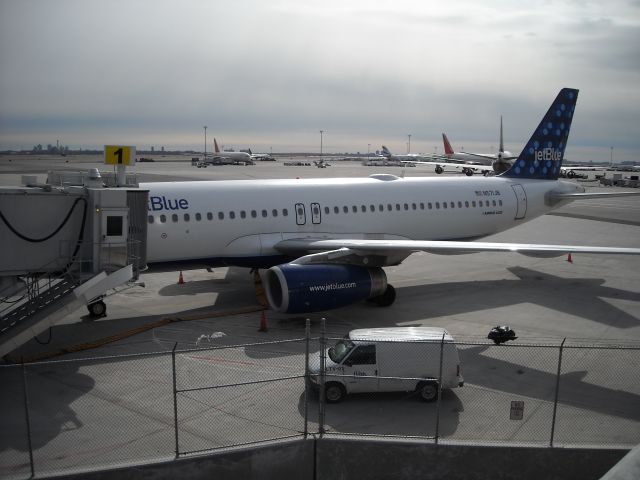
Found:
502,88 -> 578,180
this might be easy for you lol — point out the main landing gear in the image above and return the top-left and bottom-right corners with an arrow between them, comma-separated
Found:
370,284 -> 396,307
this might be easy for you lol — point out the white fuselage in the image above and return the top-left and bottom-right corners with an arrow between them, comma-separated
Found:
142,176 -> 580,266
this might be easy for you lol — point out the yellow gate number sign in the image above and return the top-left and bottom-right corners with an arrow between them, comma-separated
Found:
104,145 -> 135,165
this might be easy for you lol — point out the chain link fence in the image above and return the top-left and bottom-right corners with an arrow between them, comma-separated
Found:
1,323 -> 639,479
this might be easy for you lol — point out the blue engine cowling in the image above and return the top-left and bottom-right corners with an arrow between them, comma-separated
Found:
263,263 -> 387,313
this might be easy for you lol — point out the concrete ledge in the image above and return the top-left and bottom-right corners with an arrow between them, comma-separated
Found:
317,438 -> 629,480
49,437 -> 628,480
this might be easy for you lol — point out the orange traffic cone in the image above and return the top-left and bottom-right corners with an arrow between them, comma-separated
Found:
567,253 -> 573,263
178,271 -> 185,284
258,310 -> 268,332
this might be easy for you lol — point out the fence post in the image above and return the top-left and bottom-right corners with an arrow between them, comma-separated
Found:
318,318 -> 326,437
171,342 -> 179,458
550,338 -> 566,447
304,318 -> 310,438
21,359 -> 35,478
434,333 -> 445,444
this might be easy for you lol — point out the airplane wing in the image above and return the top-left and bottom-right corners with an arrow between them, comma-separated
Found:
403,160 -> 495,172
274,238 -> 640,266
460,151 -> 518,161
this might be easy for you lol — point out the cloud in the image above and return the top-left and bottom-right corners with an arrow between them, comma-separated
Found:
0,0 -> 639,161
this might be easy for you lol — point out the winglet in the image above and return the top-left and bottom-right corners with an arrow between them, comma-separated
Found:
501,88 -> 579,180
442,133 -> 455,156
499,116 -> 504,154
381,146 -> 392,157
214,138 -> 220,153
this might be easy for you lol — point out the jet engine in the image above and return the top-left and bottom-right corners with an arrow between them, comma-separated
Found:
493,152 -> 512,174
262,263 -> 388,313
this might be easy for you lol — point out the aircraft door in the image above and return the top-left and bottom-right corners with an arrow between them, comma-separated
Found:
295,203 -> 306,225
311,202 -> 322,224
511,184 -> 527,219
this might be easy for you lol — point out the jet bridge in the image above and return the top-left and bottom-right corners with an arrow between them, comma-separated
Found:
0,169 -> 148,358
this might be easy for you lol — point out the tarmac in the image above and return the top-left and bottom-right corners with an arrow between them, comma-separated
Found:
1,154 -> 639,478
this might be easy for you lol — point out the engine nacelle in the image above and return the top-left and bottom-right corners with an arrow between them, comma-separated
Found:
263,264 -> 387,313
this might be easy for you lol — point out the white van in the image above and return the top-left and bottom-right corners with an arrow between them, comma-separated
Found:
309,327 -> 464,403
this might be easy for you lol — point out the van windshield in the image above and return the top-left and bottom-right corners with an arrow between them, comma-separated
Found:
328,340 -> 355,363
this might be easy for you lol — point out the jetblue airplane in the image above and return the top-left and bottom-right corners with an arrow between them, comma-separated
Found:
142,88 -> 640,314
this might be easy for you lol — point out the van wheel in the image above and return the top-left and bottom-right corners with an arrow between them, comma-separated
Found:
87,300 -> 106,317
417,381 -> 439,402
325,383 -> 346,403
435,166 -> 444,174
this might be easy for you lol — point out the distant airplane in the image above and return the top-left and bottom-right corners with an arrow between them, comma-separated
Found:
247,149 -> 276,161
419,116 -> 516,176
380,146 -> 424,164
144,88 -> 640,315
203,139 -> 252,165
314,159 -> 331,168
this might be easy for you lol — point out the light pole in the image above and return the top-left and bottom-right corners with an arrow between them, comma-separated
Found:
407,134 -> 411,154
320,130 -> 324,157
204,126 -> 207,158
367,143 -> 370,161
610,146 -> 614,167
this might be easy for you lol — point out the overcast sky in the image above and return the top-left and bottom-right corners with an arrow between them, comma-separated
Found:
1,0 -> 639,162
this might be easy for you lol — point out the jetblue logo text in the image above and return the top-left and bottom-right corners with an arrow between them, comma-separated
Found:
534,148 -> 561,162
149,196 -> 189,211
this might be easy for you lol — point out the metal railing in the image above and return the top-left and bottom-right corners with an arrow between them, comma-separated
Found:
1,321 -> 639,479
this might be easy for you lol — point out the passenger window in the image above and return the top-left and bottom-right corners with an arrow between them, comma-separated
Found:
229,211 -> 235,219
361,205 -> 366,212
458,201 -> 462,208
343,206 -> 349,213
325,206 -> 330,214
172,214 -> 178,222
345,345 -> 376,365
251,210 -> 257,218
283,209 -> 288,216
184,213 -> 190,221
273,209 -> 278,217
395,204 -> 400,211
499,200 -> 502,206
352,206 -> 357,213
436,202 -> 440,209
479,201 -> 483,207
492,200 -> 497,206
465,201 -> 469,208
472,201 -> 476,207
262,210 -> 268,218
218,212 -> 224,220
420,203 -> 424,210
387,204 -> 392,211
334,206 -> 339,214
404,203 -> 408,210
195,213 -> 202,221
428,203 -> 433,210
443,203 -> 447,209
379,204 -> 384,212
412,203 -> 416,210
370,204 -> 375,212
450,202 -> 455,208
148,215 -> 154,224
240,211 -> 246,219
160,215 -> 166,223
207,212 -> 213,220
